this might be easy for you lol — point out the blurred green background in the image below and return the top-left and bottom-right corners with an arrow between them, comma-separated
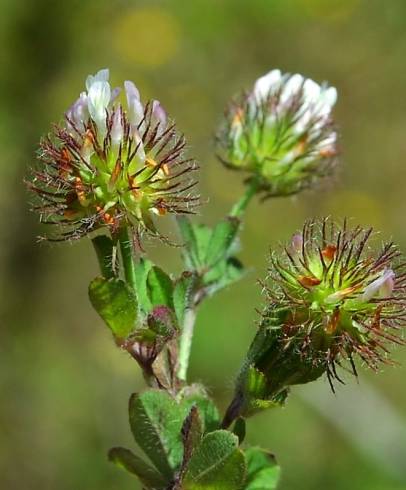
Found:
1,0 -> 406,488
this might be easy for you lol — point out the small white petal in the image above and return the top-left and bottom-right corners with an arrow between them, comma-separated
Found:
321,86 -> 338,108
111,109 -> 123,146
281,74 -> 306,102
254,69 -> 282,99
86,68 -> 110,91
88,80 -> 111,132
302,78 -> 321,104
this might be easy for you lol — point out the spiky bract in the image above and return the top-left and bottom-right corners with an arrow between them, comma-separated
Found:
263,218 -> 406,387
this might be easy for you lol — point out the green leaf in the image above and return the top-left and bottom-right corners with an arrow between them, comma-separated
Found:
205,217 -> 240,267
134,258 -> 154,314
245,366 -> 268,401
133,307 -> 178,356
239,366 -> 288,417
178,385 -> 221,433
129,390 -> 191,479
193,224 -> 213,266
88,277 -> 137,340
147,266 -> 174,309
108,447 -> 167,489
177,216 -> 199,269
177,217 -> 212,270
173,272 -> 199,325
182,430 -> 247,490
244,447 -> 280,490
147,306 -> 178,338
181,406 -> 203,468
204,257 -> 245,295
185,396 -> 220,434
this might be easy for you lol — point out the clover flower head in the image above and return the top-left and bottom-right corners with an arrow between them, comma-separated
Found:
217,69 -> 338,197
263,218 -> 406,387
29,69 -> 199,240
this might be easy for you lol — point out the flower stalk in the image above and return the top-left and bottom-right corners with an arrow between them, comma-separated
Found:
229,177 -> 261,217
177,306 -> 198,381
116,226 -> 137,290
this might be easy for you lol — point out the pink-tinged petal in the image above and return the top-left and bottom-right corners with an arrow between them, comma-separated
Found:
379,270 -> 395,298
291,233 -> 303,254
151,100 -> 167,134
66,92 -> 89,132
124,81 -> 140,103
110,87 -> 121,105
362,269 -> 395,302
124,81 -> 143,127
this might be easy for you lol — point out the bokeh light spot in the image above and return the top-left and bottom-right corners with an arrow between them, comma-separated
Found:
113,7 -> 180,67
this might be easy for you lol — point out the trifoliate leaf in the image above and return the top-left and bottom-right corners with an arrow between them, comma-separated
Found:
182,430 -> 247,490
205,217 -> 240,267
181,406 -> 203,468
204,256 -> 245,295
129,390 -> 191,479
88,277 -> 137,340
173,271 -> 199,325
147,266 -> 174,309
177,216 -> 199,269
108,447 -> 167,489
178,385 -> 221,433
177,217 -> 212,270
193,223 -> 214,266
244,447 -> 280,490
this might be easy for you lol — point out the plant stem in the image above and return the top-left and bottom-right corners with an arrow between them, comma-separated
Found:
92,235 -> 115,279
229,177 -> 261,218
117,226 -> 137,290
177,307 -> 197,382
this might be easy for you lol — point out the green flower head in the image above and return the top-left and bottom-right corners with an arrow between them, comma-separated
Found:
28,69 -> 199,241
217,69 -> 338,197
261,218 -> 406,389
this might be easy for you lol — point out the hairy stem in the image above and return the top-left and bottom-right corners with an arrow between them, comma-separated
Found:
177,307 -> 197,382
117,226 -> 137,290
229,177 -> 261,217
92,235 -> 115,279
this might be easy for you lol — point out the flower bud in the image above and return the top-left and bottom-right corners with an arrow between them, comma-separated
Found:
28,69 -> 199,241
217,69 -> 338,197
